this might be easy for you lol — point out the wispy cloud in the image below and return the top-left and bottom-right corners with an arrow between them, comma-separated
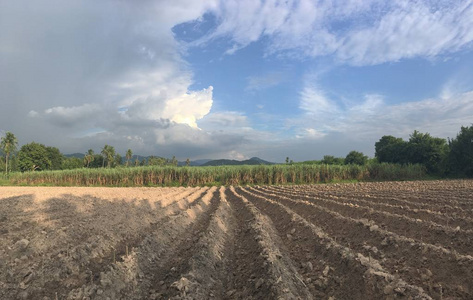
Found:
295,82 -> 473,141
246,72 -> 284,91
198,0 -> 473,65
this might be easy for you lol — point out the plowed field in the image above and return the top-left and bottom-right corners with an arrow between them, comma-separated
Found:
1,180 -> 472,299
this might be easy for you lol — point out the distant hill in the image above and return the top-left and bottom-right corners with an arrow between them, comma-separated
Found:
177,159 -> 212,166
64,153 -> 85,159
201,157 -> 274,166
64,154 -> 272,167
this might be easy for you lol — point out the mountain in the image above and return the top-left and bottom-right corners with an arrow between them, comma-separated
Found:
201,157 -> 274,166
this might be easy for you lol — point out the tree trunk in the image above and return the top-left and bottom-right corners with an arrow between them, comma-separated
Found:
5,153 -> 9,174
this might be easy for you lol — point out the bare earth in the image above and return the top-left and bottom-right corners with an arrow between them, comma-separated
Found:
1,180 -> 473,299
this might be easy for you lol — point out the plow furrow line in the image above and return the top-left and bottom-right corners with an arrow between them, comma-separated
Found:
159,187 -> 234,299
244,186 -> 473,299
271,184 -> 473,217
134,187 -> 222,299
62,187 -> 218,300
226,186 -> 313,299
233,187 -> 431,300
276,182 -> 473,212
263,185 -> 473,230
155,187 -> 203,208
258,186 -> 473,256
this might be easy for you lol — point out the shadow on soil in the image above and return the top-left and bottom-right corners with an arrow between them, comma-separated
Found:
0,190 -> 194,300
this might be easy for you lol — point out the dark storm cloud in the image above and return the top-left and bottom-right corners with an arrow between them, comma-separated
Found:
0,0 -> 235,158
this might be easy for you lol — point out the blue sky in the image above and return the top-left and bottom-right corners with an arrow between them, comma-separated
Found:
1,0 -> 473,162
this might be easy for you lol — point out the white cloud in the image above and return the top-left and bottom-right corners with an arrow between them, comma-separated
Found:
124,86 -> 213,129
246,72 -> 284,91
296,82 -> 473,141
296,128 -> 326,140
337,1 -> 473,65
198,0 -> 473,65
43,104 -> 102,127
198,111 -> 249,129
163,86 -> 213,128
299,85 -> 340,117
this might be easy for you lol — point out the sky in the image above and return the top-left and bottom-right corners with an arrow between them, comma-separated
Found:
1,0 -> 473,163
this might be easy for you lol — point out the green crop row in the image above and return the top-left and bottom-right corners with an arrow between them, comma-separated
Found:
7,163 -> 427,187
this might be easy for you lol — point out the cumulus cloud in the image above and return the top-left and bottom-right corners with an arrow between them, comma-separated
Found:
199,0 -> 473,65
124,86 -> 213,128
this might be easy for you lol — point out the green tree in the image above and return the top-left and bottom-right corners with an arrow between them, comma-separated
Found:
407,130 -> 448,174
186,158 -> 190,166
17,142 -> 51,171
171,156 -> 178,166
148,156 -> 166,166
345,151 -> 368,165
62,157 -> 83,170
84,149 -> 95,168
321,155 -> 344,165
126,149 -> 133,167
89,154 -> 104,168
101,145 -> 116,168
448,125 -> 473,176
1,131 -> 18,174
46,146 -> 64,170
114,153 -> 122,167
375,135 -> 407,164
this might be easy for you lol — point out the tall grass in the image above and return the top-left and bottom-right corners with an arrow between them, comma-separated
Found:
7,163 -> 426,187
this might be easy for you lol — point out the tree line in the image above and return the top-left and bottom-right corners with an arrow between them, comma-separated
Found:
294,125 -> 473,178
0,138 -> 182,173
1,124 -> 472,177
375,127 -> 473,177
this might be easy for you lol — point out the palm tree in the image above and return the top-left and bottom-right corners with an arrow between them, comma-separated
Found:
84,149 -> 94,168
1,132 -> 18,174
101,145 -> 115,168
126,149 -> 133,167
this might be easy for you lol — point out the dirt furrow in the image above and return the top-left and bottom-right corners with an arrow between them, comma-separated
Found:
135,187 -> 222,299
2,181 -> 472,300
272,184 -> 473,218
277,181 -> 473,214
64,186 -> 219,300
233,187 -> 431,300
246,186 -> 473,299
0,187 -> 210,300
261,186 -> 473,256
225,186 -> 313,299
156,187 -> 234,299
264,185 -> 473,231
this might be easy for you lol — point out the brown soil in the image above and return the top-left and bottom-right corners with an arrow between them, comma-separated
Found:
1,180 -> 472,299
